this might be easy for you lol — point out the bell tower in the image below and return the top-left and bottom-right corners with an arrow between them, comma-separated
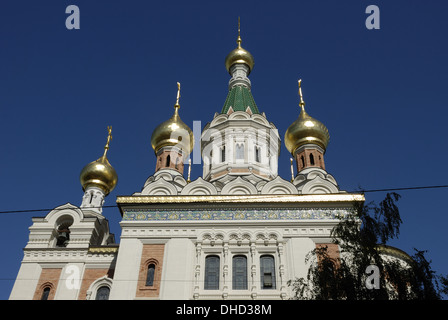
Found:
10,127 -> 118,300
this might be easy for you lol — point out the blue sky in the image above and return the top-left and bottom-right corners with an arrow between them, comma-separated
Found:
1,0 -> 447,299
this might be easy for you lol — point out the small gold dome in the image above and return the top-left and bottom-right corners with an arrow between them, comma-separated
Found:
225,19 -> 254,74
284,80 -> 330,155
284,106 -> 330,154
80,126 -> 118,195
150,83 -> 194,155
80,156 -> 118,195
225,42 -> 254,75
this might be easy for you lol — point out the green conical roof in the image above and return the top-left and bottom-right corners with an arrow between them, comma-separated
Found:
221,85 -> 259,114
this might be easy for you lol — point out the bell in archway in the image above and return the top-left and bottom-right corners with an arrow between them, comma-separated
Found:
56,230 -> 70,247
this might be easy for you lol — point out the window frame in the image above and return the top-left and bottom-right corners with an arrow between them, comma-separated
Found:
146,263 -> 156,286
259,254 -> 276,290
232,254 -> 248,290
204,255 -> 220,290
95,285 -> 111,300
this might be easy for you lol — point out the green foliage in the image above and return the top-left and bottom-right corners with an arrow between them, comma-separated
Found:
288,192 -> 447,300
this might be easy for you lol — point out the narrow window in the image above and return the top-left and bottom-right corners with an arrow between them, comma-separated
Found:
204,255 -> 220,290
260,255 -> 276,289
236,143 -> 244,160
255,146 -> 260,163
221,146 -> 226,163
175,157 -> 179,169
309,153 -> 315,165
41,287 -> 50,300
166,155 -> 171,167
301,155 -> 305,168
95,286 -> 110,300
146,263 -> 156,286
232,255 -> 248,290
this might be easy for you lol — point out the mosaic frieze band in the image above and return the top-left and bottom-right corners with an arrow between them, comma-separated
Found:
122,208 -> 350,221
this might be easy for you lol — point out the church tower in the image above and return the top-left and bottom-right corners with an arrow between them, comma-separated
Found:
201,19 -> 281,191
80,126 -> 118,217
151,82 -> 194,175
9,128 -> 119,300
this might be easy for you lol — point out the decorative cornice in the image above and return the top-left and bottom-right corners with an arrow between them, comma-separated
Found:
116,193 -> 364,205
122,208 -> 350,222
88,246 -> 119,254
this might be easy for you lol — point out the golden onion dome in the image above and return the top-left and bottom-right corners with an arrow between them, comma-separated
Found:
150,82 -> 194,155
225,18 -> 254,74
284,80 -> 330,155
80,126 -> 118,195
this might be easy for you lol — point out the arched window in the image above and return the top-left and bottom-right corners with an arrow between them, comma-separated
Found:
204,255 -> 220,290
260,255 -> 276,289
221,146 -> 226,162
301,155 -> 305,168
146,263 -> 156,286
166,155 -> 171,167
232,255 -> 248,290
254,146 -> 260,163
41,287 -> 51,300
309,153 -> 315,166
236,143 -> 244,160
95,286 -> 110,300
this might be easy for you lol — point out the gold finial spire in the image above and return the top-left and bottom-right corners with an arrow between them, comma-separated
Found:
175,82 -> 181,108
237,17 -> 242,48
102,126 -> 112,159
187,158 -> 192,183
298,79 -> 305,110
290,157 -> 294,182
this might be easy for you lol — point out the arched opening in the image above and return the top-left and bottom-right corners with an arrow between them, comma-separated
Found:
146,263 -> 156,286
232,255 -> 248,290
309,153 -> 315,166
204,255 -> 220,290
221,146 -> 226,162
260,255 -> 276,289
55,217 -> 73,248
166,155 -> 171,167
95,286 -> 110,300
236,143 -> 244,160
41,287 -> 51,300
255,146 -> 260,163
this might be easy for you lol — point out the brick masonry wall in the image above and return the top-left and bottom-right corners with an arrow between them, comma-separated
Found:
33,268 -> 62,300
295,148 -> 325,171
78,268 -> 114,300
136,244 -> 165,298
155,150 -> 184,174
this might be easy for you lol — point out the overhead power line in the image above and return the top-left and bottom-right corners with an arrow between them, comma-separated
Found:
0,184 -> 447,215
348,184 -> 448,194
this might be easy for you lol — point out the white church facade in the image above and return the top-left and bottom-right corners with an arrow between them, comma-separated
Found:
9,26 -> 366,300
